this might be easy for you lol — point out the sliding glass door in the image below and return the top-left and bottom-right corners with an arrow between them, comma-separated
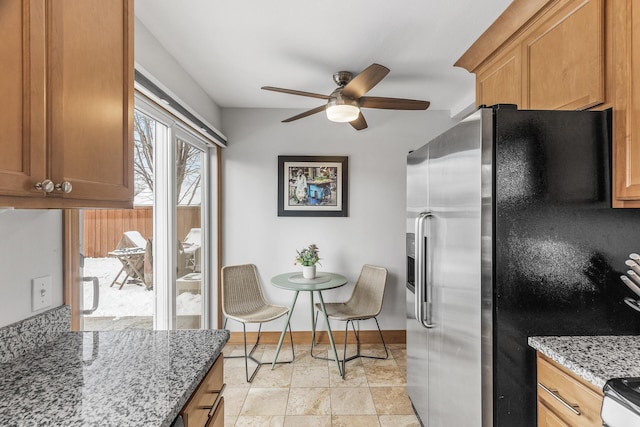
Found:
79,98 -> 216,331
175,132 -> 206,329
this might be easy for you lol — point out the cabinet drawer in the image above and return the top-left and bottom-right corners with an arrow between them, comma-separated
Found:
538,400 -> 570,427
537,354 -> 603,427
181,354 -> 225,427
205,397 -> 224,427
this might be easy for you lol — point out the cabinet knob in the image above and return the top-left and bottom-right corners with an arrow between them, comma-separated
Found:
34,179 -> 54,193
55,181 -> 73,193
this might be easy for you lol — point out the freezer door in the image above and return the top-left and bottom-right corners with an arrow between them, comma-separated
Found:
406,142 -> 430,421
424,114 -> 484,426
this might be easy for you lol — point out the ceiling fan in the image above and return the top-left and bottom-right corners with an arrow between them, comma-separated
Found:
261,63 -> 430,131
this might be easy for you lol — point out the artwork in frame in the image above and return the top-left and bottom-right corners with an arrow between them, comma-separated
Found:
278,156 -> 348,217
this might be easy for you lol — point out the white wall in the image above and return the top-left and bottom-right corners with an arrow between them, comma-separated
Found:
0,210 -> 64,327
135,18 -> 223,131
221,107 -> 456,332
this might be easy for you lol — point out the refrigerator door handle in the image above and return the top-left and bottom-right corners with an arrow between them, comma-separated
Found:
415,212 -> 434,329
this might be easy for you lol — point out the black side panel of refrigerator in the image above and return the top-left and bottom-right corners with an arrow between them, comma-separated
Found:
492,108 -> 640,426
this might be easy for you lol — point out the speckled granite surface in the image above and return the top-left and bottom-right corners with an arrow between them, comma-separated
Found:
0,329 -> 229,427
0,305 -> 71,363
528,335 -> 640,389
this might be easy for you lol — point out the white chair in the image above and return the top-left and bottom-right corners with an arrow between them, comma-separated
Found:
312,264 -> 389,378
222,264 -> 295,382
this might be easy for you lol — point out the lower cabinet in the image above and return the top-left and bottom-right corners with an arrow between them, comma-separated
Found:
536,353 -> 603,427
181,354 -> 225,427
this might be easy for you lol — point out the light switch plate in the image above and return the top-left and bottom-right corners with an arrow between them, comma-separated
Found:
32,276 -> 52,311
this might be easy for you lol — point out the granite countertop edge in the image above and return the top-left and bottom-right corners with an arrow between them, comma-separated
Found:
528,335 -> 640,390
162,330 -> 229,427
0,329 -> 230,427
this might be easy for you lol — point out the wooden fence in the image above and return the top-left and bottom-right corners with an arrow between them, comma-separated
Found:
83,206 -> 201,257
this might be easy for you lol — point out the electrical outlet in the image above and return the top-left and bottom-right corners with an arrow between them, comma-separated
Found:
32,276 -> 52,311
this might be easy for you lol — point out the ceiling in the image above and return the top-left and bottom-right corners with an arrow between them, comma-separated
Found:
135,0 -> 512,114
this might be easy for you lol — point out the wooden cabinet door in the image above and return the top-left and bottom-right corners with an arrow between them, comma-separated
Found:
0,0 -> 46,198
525,0 -> 605,110
538,401 -> 570,427
537,354 -> 603,427
48,0 -> 134,208
612,0 -> 640,206
476,44 -> 522,108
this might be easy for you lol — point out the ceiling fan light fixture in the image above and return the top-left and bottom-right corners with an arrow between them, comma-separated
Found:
326,93 -> 360,123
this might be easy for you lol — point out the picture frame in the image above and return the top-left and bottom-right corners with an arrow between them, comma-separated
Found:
277,155 -> 348,217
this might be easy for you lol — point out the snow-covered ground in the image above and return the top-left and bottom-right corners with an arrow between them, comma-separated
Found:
82,257 -> 201,317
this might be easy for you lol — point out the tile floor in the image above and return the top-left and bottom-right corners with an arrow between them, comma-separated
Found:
222,342 -> 420,427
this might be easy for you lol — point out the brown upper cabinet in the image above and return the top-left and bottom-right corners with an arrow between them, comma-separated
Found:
0,0 -> 134,209
456,0 -> 640,207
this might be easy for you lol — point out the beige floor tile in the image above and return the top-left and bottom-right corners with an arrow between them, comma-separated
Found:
328,364 -> 368,388
226,345 -> 265,360
234,415 -> 285,427
224,366 -> 254,387
283,415 -> 331,427
286,387 -> 331,416
261,344 -> 295,364
360,343 -> 392,359
398,365 -> 407,382
292,344 -> 333,367
224,415 -> 237,427
291,365 -> 330,387
369,387 -> 414,415
363,362 -> 406,387
224,344 -> 413,426
331,415 -> 381,427
388,346 -> 407,367
361,357 -> 394,368
224,356 -> 250,368
251,364 -> 293,388
223,386 -> 250,417
240,388 -> 290,416
378,415 -> 421,427
330,387 -> 377,415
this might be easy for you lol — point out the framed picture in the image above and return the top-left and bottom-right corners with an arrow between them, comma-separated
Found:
278,155 -> 348,217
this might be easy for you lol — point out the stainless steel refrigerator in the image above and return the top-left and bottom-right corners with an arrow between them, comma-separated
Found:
406,105 -> 640,426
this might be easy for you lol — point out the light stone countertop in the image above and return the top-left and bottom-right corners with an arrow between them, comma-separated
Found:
528,335 -> 640,389
0,329 -> 229,427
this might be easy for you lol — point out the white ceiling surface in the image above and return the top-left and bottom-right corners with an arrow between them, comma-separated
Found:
135,0 -> 512,114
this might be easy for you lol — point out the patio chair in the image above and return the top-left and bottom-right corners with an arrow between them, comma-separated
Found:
222,264 -> 294,382
108,231 -> 147,289
311,264 -> 389,378
143,238 -> 189,290
182,228 -> 201,272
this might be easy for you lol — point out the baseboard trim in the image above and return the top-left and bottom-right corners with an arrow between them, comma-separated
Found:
226,330 -> 405,346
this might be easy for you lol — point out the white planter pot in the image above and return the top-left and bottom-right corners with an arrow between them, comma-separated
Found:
302,265 -> 316,279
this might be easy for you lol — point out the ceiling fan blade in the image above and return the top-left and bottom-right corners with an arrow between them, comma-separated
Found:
359,96 -> 430,110
282,105 -> 327,122
342,64 -> 390,98
262,86 -> 330,100
349,112 -> 368,131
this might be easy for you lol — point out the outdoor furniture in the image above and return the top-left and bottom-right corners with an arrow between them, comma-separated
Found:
182,228 -> 201,272
177,272 -> 201,295
108,231 -> 148,290
143,238 -> 189,291
222,264 -> 294,382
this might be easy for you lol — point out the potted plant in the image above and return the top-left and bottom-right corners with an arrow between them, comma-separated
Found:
294,243 -> 321,279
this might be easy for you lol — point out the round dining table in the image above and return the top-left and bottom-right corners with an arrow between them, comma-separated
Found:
270,272 -> 348,376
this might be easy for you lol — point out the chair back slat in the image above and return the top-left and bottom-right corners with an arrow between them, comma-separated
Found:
347,264 -> 387,316
222,264 -> 268,316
